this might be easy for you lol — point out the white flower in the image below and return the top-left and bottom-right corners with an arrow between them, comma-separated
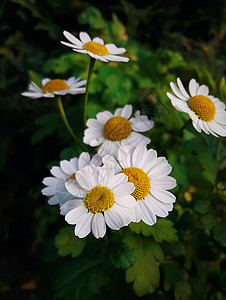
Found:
41,152 -> 102,206
21,77 -> 87,99
103,145 -> 177,226
83,104 -> 154,157
61,165 -> 136,239
167,77 -> 226,137
61,31 -> 129,63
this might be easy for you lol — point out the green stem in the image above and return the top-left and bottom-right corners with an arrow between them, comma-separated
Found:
56,95 -> 85,151
84,57 -> 96,127
159,119 -> 192,155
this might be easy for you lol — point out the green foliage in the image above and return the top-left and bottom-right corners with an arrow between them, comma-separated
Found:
124,235 -> 164,296
55,226 -> 86,258
130,219 -> 178,242
1,1 -> 226,300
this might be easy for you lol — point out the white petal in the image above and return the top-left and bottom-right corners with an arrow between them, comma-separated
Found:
41,186 -> 55,196
215,111 -> 226,125
126,131 -> 151,146
65,180 -> 87,198
139,200 -> 157,226
63,30 -> 83,46
118,145 -> 132,168
132,146 -> 147,168
177,78 -> 190,98
98,168 -> 115,186
115,195 -> 136,207
96,111 -> 113,124
105,44 -> 126,54
197,84 -> 209,96
150,189 -> 176,203
104,205 -> 132,229
91,213 -> 106,238
207,119 -> 226,137
170,82 -> 188,100
92,37 -> 104,45
79,32 -> 91,43
76,165 -> 99,190
113,182 -> 135,197
65,205 -> 88,224
74,213 -> 93,238
42,176 -> 59,187
102,154 -> 121,173
148,162 -> 172,178
146,195 -> 172,217
104,54 -> 129,62
41,78 -> 50,86
189,79 -> 198,97
60,160 -> 75,175
119,104 -> 133,119
130,113 -> 154,132
47,195 -> 59,205
60,199 -> 83,216
78,152 -> 91,169
50,166 -> 67,179
108,173 -> 128,190
151,177 -> 177,190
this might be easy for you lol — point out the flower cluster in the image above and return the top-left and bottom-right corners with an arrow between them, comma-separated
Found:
22,30 -> 226,239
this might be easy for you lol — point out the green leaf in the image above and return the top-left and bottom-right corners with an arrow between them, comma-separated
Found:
201,213 -> 215,231
130,219 -> 178,243
212,221 -> 226,247
194,200 -> 210,214
124,235 -> 164,296
174,281 -> 191,300
55,226 -> 86,258
108,241 -> 136,269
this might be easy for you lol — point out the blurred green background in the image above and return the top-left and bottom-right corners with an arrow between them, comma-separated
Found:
0,0 -> 226,299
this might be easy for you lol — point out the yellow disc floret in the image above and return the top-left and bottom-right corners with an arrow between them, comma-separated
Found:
68,173 -> 76,180
120,167 -> 150,200
83,41 -> 109,56
103,116 -> 132,141
84,186 -> 114,214
188,95 -> 216,122
42,79 -> 69,93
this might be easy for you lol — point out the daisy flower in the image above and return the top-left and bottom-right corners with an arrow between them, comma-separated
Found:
102,145 -> 177,226
42,152 -> 102,206
83,104 -> 154,157
167,77 -> 226,137
21,77 -> 87,99
61,165 -> 136,239
61,31 -> 129,63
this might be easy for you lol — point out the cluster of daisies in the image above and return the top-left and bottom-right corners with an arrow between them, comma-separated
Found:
22,31 -> 226,239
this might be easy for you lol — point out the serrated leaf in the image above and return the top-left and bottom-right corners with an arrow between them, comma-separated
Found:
123,235 -> 164,296
130,219 -> 178,242
55,226 -> 86,258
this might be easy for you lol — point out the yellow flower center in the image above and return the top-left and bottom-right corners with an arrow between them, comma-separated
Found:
68,173 -> 76,180
103,116 -> 132,141
42,79 -> 69,93
188,95 -> 216,122
120,167 -> 150,201
83,41 -> 109,56
84,186 -> 114,214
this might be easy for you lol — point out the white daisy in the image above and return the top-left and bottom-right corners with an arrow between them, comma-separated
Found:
61,31 -> 129,63
102,145 -> 177,226
61,165 -> 136,239
167,77 -> 226,137
83,104 -> 154,157
21,77 -> 87,99
41,152 -> 102,206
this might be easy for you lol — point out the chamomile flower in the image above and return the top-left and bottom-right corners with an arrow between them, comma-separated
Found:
83,104 -> 154,157
61,31 -> 129,63
61,165 -> 136,239
103,145 -> 177,226
21,77 -> 87,99
42,152 -> 102,206
167,78 -> 226,137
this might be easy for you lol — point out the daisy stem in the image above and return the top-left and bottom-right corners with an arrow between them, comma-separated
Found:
216,136 -> 222,162
83,57 -> 96,128
159,119 -> 192,155
56,96 -> 85,151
